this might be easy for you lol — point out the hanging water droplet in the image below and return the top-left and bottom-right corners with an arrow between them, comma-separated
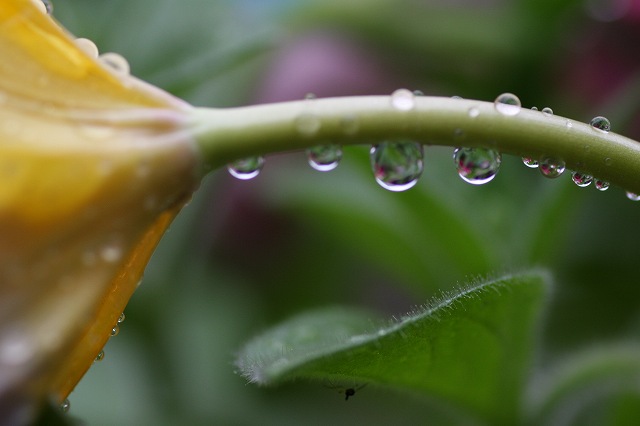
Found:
595,180 -> 610,191
75,38 -> 99,58
111,325 -> 120,337
453,147 -> 501,185
542,107 -> 554,116
94,350 -> 105,362
306,145 -> 342,172
118,313 -> 126,324
60,399 -> 70,413
522,157 -> 539,168
390,89 -> 416,111
468,107 -> 480,118
99,53 -> 130,75
539,157 -> 566,178
227,157 -> 265,180
295,113 -> 321,137
571,172 -> 593,187
494,93 -> 522,116
626,192 -> 640,201
370,141 -> 424,192
590,116 -> 611,132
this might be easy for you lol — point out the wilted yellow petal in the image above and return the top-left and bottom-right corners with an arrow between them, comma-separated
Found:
0,0 -> 200,421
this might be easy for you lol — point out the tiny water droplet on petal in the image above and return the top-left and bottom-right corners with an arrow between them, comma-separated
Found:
118,313 -> 126,324
571,171 -> 593,187
413,90 -> 424,96
542,107 -> 554,116
99,52 -> 130,75
566,120 -> 573,128
453,147 -> 501,185
531,106 -> 538,111
494,93 -> 521,116
626,191 -> 640,201
595,180 -> 610,191
228,157 -> 265,180
522,157 -> 539,168
94,350 -> 105,362
36,0 -> 53,14
539,157 -> 566,178
304,93 -> 317,100
307,145 -> 342,171
590,116 -> 611,132
60,399 -> 70,413
75,38 -> 99,58
111,325 -> 120,337
370,141 -> 424,192
390,89 -> 416,111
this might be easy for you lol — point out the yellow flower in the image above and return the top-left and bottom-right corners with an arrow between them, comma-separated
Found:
0,0 -> 200,421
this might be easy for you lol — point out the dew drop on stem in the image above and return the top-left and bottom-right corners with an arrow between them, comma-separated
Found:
60,399 -> 70,413
99,53 -> 131,75
370,141 -> 424,192
595,180 -> 610,191
539,157 -> 566,178
571,172 -> 593,187
307,145 -> 342,172
522,157 -> 539,168
542,107 -> 553,116
590,116 -> 611,133
626,192 -> 640,201
390,89 -> 416,111
94,350 -> 105,362
453,147 -> 501,185
227,157 -> 265,180
494,93 -> 521,116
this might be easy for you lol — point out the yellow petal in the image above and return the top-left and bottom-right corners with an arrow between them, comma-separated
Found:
0,0 -> 200,420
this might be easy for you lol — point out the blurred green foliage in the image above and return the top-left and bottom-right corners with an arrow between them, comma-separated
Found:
53,0 -> 640,424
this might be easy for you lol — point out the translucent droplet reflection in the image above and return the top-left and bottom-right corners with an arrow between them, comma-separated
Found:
118,313 -> 126,324
99,52 -> 130,75
626,192 -> 640,201
522,157 -> 539,168
111,325 -> 120,337
227,157 -> 265,180
307,145 -> 342,172
539,157 -> 566,178
494,93 -> 522,116
94,350 -> 105,362
41,0 -> 53,14
370,141 -> 424,192
542,107 -> 554,116
453,147 -> 501,185
590,116 -> 611,133
60,399 -> 70,413
571,171 -> 593,187
595,180 -> 610,191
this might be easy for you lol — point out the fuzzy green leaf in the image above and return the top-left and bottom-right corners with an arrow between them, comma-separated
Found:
236,271 -> 549,423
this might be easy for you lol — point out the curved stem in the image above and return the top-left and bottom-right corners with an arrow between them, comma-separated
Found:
190,95 -> 640,194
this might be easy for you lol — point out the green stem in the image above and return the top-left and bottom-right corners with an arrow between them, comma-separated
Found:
191,95 -> 640,194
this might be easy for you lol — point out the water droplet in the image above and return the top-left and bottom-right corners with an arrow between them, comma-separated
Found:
75,38 -> 99,58
304,92 -> 317,100
539,157 -> 566,178
595,180 -> 610,191
100,244 -> 122,263
60,399 -> 70,413
118,313 -> 126,324
340,115 -> 359,135
590,116 -> 611,132
542,107 -> 554,116
413,90 -> 424,96
295,113 -> 321,137
522,157 -> 539,168
36,0 -> 53,14
468,107 -> 480,118
494,93 -> 522,116
370,141 -> 424,192
451,95 -> 463,100
566,120 -> 574,128
453,147 -> 501,185
604,157 -> 613,166
390,89 -> 416,111
227,157 -> 265,180
94,350 -> 105,362
307,145 -> 342,172
99,52 -> 130,75
111,325 -> 120,337
571,172 -> 593,187
626,191 -> 640,201
531,106 -> 539,111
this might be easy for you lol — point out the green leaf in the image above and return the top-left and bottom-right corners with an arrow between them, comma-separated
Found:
236,271 -> 550,423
